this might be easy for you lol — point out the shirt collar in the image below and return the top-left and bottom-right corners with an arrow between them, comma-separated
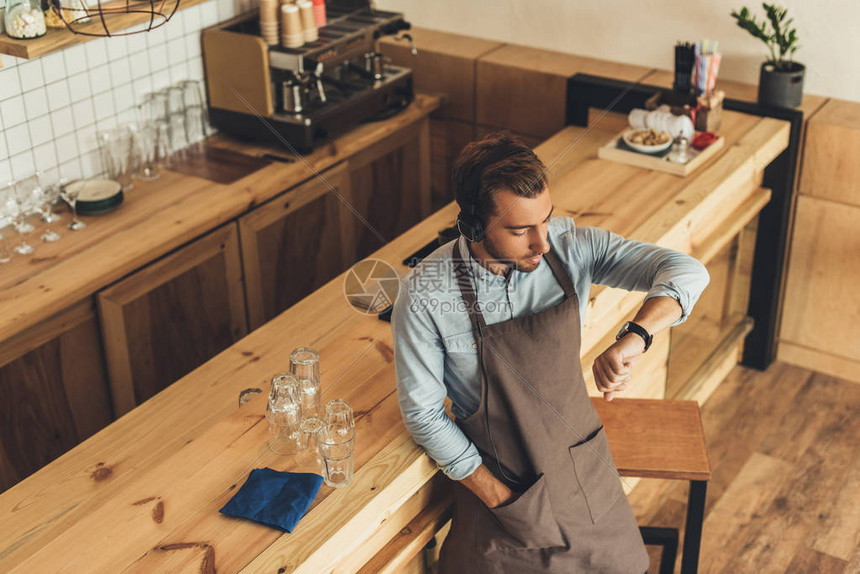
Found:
456,235 -> 512,287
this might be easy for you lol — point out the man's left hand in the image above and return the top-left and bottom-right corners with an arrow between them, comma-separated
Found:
592,333 -> 646,401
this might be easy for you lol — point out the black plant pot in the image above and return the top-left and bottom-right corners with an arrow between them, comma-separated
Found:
758,61 -> 805,108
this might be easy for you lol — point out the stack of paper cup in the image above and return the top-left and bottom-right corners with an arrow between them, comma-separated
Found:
259,0 -> 279,45
297,0 -> 317,42
312,0 -> 325,27
280,4 -> 304,48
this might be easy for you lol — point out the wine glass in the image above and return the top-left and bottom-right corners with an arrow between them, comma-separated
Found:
7,181 -> 35,255
39,179 -> 65,242
59,180 -> 87,231
10,177 -> 36,233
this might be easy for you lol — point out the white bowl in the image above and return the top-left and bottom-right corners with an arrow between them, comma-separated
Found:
622,129 -> 673,154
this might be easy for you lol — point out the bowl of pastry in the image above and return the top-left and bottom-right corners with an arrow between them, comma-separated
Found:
622,129 -> 673,154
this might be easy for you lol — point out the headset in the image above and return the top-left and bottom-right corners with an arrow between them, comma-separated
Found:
456,145 -> 526,243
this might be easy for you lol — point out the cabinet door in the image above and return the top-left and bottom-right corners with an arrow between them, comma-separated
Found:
98,223 -> 247,416
348,117 -> 432,260
239,162 -> 356,330
0,298 -> 112,492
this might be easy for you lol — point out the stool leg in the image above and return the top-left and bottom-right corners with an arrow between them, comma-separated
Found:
681,480 -> 708,574
639,526 -> 678,574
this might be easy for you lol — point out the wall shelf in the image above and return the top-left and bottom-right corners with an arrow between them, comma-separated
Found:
0,0 -> 209,60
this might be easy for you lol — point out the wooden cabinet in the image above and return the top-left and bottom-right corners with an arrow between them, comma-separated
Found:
798,98 -> 860,205
239,162 -> 356,330
779,98 -> 860,383
0,298 -> 112,491
475,44 -> 651,139
780,196 -> 860,382
377,26 -> 503,124
98,223 -> 247,416
347,117 -> 432,260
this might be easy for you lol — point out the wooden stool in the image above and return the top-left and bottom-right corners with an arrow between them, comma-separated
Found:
594,397 -> 712,574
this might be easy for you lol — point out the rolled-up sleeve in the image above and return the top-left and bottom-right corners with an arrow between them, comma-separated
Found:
391,286 -> 482,480
583,226 -> 710,326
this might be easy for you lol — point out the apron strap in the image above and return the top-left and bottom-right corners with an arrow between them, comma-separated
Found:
452,240 -> 488,333
544,248 -> 577,299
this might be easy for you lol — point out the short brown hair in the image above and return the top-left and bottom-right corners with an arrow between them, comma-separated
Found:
452,131 -> 547,225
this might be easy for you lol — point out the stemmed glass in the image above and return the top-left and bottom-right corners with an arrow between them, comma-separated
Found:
59,180 -> 87,231
4,181 -> 35,255
17,173 -> 47,230
39,179 -> 64,242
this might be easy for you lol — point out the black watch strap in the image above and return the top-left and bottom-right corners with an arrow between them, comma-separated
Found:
617,321 -> 653,352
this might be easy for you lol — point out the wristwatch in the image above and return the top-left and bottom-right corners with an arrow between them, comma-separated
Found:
615,321 -> 653,352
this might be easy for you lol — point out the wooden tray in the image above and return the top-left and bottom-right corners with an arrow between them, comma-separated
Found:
597,130 -> 725,176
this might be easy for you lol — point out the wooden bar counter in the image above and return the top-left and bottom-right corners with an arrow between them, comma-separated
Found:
0,104 -> 789,572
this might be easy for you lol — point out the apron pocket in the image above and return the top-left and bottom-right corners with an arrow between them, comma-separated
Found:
569,425 -> 623,524
478,473 -> 566,552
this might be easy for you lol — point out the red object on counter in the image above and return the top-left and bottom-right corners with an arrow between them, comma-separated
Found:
312,0 -> 326,26
691,131 -> 718,150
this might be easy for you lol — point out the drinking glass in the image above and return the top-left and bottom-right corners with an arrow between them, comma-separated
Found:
131,121 -> 161,180
139,91 -> 170,124
266,373 -> 303,455
38,179 -> 64,242
16,173 -> 45,229
180,80 -> 209,146
164,86 -> 189,160
325,398 -> 355,438
97,126 -> 135,190
290,347 -> 321,416
59,180 -> 87,230
318,422 -> 355,488
40,177 -> 64,224
296,414 -> 324,472
9,181 -> 35,254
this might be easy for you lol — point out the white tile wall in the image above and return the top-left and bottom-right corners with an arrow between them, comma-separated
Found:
0,0 -> 251,184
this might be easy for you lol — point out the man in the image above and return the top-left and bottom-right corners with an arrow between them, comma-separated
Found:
391,131 -> 709,573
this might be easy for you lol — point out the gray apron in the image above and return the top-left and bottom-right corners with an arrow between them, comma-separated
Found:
438,242 -> 649,573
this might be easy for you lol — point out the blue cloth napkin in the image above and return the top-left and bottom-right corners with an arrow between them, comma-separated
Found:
219,468 -> 323,532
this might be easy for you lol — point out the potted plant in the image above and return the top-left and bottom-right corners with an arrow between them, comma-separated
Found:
731,3 -> 804,108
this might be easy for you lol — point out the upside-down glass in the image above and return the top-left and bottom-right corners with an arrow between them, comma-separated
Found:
164,86 -> 189,161
290,347 -> 321,416
97,126 -> 135,190
318,422 -> 355,488
325,398 -> 355,438
296,414 -> 325,472
267,373 -> 303,454
131,121 -> 162,180
180,80 -> 208,147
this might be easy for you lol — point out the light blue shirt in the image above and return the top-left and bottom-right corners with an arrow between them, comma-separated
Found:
391,216 -> 710,481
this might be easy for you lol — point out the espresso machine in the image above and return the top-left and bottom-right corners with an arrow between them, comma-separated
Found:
202,1 -> 417,153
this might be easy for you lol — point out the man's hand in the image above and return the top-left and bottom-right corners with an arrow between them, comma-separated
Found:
461,464 -> 518,508
592,332 -> 645,401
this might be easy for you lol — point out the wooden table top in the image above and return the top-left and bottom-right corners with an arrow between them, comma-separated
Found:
0,94 -> 441,344
0,106 -> 787,573
593,397 -> 711,481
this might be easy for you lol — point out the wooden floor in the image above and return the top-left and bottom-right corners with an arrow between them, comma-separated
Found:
631,362 -> 860,574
